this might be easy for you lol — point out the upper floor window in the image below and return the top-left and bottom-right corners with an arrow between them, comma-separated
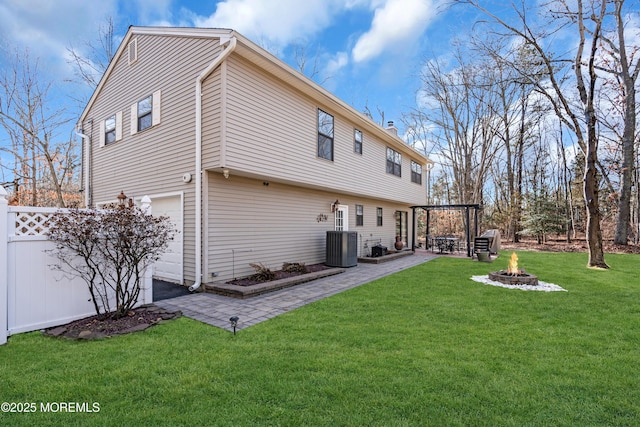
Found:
318,109 -> 334,161
99,111 -> 122,147
411,161 -> 422,184
354,129 -> 362,154
377,207 -> 383,226
386,147 -> 401,177
137,95 -> 153,131
356,204 -> 364,226
131,90 -> 161,135
104,115 -> 117,145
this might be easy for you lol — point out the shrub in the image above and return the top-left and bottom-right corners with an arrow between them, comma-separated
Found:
282,262 -> 309,273
248,263 -> 277,282
48,205 -> 175,319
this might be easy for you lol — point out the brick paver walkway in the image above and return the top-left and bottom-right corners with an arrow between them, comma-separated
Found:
155,252 -> 437,332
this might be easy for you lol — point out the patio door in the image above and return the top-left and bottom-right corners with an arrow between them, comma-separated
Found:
395,210 -> 408,247
335,205 -> 348,231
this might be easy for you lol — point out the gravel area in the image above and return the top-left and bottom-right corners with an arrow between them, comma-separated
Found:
471,275 -> 568,292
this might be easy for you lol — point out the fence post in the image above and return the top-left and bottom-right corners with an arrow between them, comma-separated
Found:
140,195 -> 153,305
0,187 -> 9,345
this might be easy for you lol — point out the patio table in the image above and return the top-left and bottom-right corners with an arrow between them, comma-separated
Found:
434,237 -> 459,253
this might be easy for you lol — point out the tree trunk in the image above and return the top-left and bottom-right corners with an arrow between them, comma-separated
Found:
612,0 -> 637,245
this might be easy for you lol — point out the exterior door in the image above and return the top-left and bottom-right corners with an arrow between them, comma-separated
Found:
151,195 -> 183,284
335,205 -> 348,231
395,210 -> 408,247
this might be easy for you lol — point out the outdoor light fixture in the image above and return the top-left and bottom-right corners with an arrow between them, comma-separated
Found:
229,316 -> 239,335
117,191 -> 127,208
331,199 -> 340,212
223,169 -> 230,179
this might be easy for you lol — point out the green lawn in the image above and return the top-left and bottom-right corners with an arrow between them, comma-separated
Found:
1,251 -> 639,426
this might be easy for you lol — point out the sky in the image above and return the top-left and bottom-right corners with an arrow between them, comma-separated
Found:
0,0 -> 473,136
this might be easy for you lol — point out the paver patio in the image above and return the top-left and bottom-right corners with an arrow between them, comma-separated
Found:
154,251 -> 437,332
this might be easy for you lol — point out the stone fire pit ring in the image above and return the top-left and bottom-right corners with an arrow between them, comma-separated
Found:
488,270 -> 539,286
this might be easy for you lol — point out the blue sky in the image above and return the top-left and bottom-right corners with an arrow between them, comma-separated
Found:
0,0 -> 472,132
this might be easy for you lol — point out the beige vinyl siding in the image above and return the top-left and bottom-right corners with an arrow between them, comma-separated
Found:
201,67 -> 223,168
82,34 -> 224,284
223,56 -> 426,206
206,173 -> 415,282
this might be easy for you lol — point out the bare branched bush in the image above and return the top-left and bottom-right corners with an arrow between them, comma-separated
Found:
47,206 -> 174,319
282,262 -> 308,274
248,263 -> 276,282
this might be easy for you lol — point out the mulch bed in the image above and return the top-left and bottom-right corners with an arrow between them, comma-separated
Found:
501,239 -> 640,255
227,263 -> 332,287
44,305 -> 181,340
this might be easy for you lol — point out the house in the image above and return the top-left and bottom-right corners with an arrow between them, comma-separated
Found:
77,27 -> 432,287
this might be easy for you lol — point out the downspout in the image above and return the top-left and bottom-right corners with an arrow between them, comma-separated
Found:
189,35 -> 237,292
75,125 -> 91,208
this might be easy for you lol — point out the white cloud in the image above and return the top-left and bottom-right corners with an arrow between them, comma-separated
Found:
194,0 -> 342,50
325,51 -> 349,75
0,0 -> 117,79
352,0 -> 436,63
132,0 -> 173,25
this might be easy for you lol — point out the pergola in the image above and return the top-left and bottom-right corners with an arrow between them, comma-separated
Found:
410,204 -> 482,257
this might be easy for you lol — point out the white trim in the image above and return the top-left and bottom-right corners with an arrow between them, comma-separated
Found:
115,111 -> 123,141
99,120 -> 105,147
152,90 -> 161,126
130,103 -> 137,135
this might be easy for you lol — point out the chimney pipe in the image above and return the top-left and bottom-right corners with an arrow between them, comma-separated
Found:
385,120 -> 398,136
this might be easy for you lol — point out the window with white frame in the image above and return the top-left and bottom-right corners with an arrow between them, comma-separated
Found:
99,111 -> 122,147
386,147 -> 401,176
137,95 -> 152,131
104,115 -> 116,145
130,90 -> 161,135
411,161 -> 422,184
356,204 -> 363,226
354,129 -> 362,154
318,109 -> 334,161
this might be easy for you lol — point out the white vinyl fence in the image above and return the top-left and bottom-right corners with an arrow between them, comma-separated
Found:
0,187 -> 153,345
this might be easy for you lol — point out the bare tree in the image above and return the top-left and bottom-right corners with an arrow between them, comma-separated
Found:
66,16 -> 117,90
457,0 -> 610,268
409,45 -> 501,205
597,0 -> 639,245
0,49 -> 74,207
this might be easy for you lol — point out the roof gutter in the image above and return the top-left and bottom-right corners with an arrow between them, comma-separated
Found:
189,35 -> 237,292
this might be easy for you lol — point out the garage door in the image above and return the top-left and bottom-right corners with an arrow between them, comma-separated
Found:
151,195 -> 183,284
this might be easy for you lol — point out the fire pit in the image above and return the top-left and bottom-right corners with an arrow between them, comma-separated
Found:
488,253 -> 538,286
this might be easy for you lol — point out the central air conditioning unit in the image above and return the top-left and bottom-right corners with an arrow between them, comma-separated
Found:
325,231 -> 358,267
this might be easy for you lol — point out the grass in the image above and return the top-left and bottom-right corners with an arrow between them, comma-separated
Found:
1,251 -> 639,426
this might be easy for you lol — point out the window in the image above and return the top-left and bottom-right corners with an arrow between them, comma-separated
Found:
354,129 -> 362,154
377,208 -> 383,226
137,95 -> 153,132
130,90 -> 161,134
386,147 -> 401,176
411,161 -> 423,184
99,111 -> 122,147
356,204 -> 363,226
318,109 -> 334,161
104,115 -> 116,145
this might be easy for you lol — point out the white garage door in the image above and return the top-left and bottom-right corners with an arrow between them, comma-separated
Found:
151,195 -> 183,284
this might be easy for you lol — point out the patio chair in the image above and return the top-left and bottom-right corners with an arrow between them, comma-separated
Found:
472,237 -> 490,259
